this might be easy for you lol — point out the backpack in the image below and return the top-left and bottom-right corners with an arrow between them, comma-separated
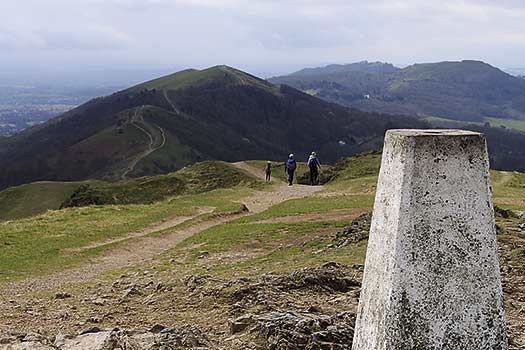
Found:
286,159 -> 296,171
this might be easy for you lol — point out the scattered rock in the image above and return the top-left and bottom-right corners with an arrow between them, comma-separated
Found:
91,298 -> 105,306
1,325 -> 210,350
54,292 -> 71,300
22,333 -> 46,343
53,333 -> 72,348
232,310 -> 356,350
334,212 -> 372,247
307,305 -> 321,313
230,314 -> 257,334
61,331 -> 112,350
0,341 -> 55,349
142,294 -> 156,305
197,250 -> 210,259
229,262 -> 360,303
79,326 -> 101,335
120,287 -> 140,300
149,323 -> 166,333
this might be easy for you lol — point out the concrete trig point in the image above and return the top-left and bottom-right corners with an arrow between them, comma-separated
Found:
352,130 -> 507,350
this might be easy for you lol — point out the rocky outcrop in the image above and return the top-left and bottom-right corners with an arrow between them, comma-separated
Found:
0,325 -> 210,350
333,212 -> 372,247
229,310 -> 355,350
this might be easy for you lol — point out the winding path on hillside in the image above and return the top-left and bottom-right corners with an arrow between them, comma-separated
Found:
0,162 -> 323,297
163,89 -> 181,114
121,107 -> 167,179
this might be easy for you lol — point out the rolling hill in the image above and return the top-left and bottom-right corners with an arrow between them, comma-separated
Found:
2,64 -> 525,192
270,60 -> 525,123
0,65 -> 425,190
0,161 -> 258,221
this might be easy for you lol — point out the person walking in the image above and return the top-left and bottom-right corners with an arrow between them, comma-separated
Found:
285,154 -> 297,186
307,151 -> 321,185
264,161 -> 272,182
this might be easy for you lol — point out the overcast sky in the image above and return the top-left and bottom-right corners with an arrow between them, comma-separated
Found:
1,0 -> 524,82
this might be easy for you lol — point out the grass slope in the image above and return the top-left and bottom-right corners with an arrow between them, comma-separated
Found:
0,189 -> 250,281
0,181 -> 89,221
0,161 -> 261,281
0,160 -> 259,222
2,153 -> 525,283
134,65 -> 278,94
425,115 -> 525,132
63,161 -> 260,207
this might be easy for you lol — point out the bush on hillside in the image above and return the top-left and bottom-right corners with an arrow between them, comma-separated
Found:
60,184 -> 113,208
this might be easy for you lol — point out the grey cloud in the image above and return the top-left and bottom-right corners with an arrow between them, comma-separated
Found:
0,0 -> 524,76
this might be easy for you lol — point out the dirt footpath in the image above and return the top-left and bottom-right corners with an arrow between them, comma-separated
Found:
0,162 -> 324,297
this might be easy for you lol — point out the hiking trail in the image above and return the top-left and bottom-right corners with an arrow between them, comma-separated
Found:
163,89 -> 181,114
121,107 -> 166,179
0,162 -> 324,297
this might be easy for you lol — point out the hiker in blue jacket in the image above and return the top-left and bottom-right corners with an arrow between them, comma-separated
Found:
285,154 -> 297,186
308,151 -> 321,185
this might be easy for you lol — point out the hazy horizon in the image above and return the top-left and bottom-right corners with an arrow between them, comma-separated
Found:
2,59 -> 525,89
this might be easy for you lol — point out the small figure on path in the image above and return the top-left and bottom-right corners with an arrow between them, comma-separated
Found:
285,154 -> 296,186
307,151 -> 321,185
265,161 -> 272,182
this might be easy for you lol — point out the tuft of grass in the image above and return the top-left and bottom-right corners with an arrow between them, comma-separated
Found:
239,195 -> 374,223
225,238 -> 368,277
491,170 -> 525,211
172,218 -> 355,276
179,220 -> 343,255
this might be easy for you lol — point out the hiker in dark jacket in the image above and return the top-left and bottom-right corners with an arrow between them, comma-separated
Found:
265,161 -> 272,182
307,151 -> 321,185
285,154 -> 297,186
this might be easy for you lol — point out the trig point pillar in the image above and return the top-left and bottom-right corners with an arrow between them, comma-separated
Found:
352,130 -> 507,350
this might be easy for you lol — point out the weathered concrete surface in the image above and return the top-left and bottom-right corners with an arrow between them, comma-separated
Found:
352,129 -> 507,350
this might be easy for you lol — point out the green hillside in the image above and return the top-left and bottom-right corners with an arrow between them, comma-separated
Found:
0,160 -> 263,280
0,181 -> 89,221
3,62 -> 525,194
134,65 -> 277,93
0,161 -> 259,222
271,60 -> 525,124
62,160 -> 260,208
2,153 -> 524,280
425,115 -> 525,132
0,65 -> 426,191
